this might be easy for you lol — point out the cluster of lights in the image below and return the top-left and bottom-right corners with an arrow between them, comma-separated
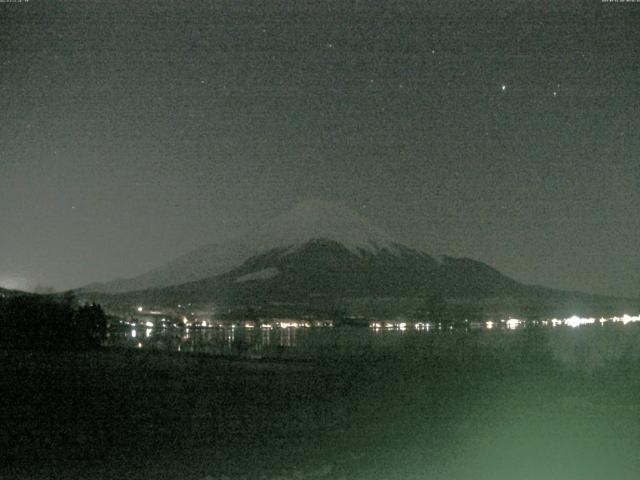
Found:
556,316 -> 596,328
367,314 -> 640,332
127,312 -> 640,353
136,319 -> 335,330
603,314 -> 640,325
508,314 -> 640,329
370,321 -> 431,331
132,304 -> 337,331
275,321 -> 312,329
369,322 -> 393,330
130,302 -> 640,340
505,318 -> 522,330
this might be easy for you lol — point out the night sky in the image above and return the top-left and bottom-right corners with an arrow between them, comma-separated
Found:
1,0 -> 638,297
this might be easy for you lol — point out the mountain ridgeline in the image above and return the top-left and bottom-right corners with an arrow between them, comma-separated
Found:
80,200 -> 637,319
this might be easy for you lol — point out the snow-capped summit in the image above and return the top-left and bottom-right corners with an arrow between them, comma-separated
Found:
249,199 -> 401,255
82,199 -> 411,293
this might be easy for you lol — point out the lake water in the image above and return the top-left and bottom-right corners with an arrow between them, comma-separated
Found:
109,322 -> 425,358
107,314 -> 640,363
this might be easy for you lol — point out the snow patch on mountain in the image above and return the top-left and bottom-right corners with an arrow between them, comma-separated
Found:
235,267 -> 280,283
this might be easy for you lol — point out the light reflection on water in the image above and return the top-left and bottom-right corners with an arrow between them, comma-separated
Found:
110,322 -> 413,357
110,323 -> 316,356
109,313 -> 640,357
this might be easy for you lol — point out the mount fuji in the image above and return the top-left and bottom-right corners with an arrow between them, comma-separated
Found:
83,200 -> 414,294
81,200 -> 631,317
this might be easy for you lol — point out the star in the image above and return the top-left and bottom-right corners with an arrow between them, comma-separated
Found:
501,84 -> 507,92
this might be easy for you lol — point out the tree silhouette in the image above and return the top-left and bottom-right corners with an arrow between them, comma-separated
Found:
0,294 -> 107,350
73,303 -> 107,348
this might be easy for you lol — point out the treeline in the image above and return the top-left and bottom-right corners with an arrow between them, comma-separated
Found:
0,293 -> 107,350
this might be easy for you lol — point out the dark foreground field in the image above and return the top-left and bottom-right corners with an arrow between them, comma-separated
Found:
2,327 -> 640,480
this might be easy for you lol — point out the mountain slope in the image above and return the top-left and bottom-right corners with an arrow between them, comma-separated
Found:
92,239 -> 532,309
82,200 -> 409,294
82,242 -> 257,294
81,200 -> 639,318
